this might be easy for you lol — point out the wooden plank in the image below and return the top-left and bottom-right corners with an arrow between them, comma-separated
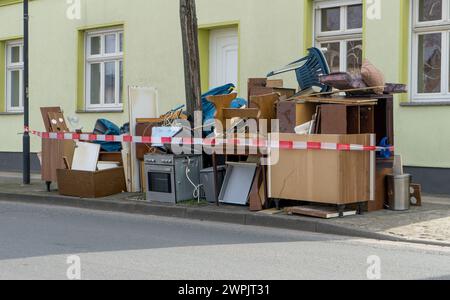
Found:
320,105 -> 347,134
251,87 -> 296,99
312,105 -> 321,134
339,134 -> 373,203
222,108 -> 260,120
136,117 -> 164,123
266,79 -> 284,88
285,206 -> 357,219
295,102 -> 317,127
62,156 -> 71,170
127,87 -> 159,193
121,146 -> 132,193
292,85 -> 387,99
135,121 -> 161,161
347,106 -> 360,134
273,88 -> 296,99
249,166 -> 263,212
277,101 -> 297,133
257,208 -> 283,215
48,112 -> 69,133
360,106 -> 375,134
368,168 -> 393,212
374,95 -> 394,146
299,97 -> 378,105
140,161 -> 147,193
410,184 -> 422,206
40,107 -> 62,132
99,152 -> 123,164
247,78 -> 267,103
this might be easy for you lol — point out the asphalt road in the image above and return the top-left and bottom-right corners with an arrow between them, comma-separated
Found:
0,200 -> 449,280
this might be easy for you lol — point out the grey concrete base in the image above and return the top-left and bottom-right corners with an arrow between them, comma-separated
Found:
0,152 -> 40,173
0,191 -> 449,248
405,166 -> 450,196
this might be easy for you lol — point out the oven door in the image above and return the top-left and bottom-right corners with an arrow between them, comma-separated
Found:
145,164 -> 176,203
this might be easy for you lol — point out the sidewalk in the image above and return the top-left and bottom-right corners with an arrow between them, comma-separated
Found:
0,173 -> 449,247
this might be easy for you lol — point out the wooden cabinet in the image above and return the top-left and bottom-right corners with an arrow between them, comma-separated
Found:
373,95 -> 394,146
277,95 -> 394,146
320,104 -> 375,136
39,107 -> 75,190
269,134 -> 375,205
41,139 -> 75,184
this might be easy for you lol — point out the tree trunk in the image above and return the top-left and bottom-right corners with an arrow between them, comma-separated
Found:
180,0 -> 202,121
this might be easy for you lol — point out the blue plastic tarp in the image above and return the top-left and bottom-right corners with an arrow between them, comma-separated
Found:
93,119 -> 122,152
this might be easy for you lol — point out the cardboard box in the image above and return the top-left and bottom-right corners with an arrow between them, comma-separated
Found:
57,167 -> 126,198
268,134 -> 375,205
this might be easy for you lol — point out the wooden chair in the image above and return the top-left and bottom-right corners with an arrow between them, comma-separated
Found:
249,92 -> 279,121
206,93 -> 238,133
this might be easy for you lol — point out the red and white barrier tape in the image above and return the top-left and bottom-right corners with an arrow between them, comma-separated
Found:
27,129 -> 394,152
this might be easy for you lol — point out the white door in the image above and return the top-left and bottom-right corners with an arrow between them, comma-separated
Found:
209,28 -> 238,89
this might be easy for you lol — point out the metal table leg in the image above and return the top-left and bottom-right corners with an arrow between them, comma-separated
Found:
46,181 -> 51,192
212,152 -> 219,206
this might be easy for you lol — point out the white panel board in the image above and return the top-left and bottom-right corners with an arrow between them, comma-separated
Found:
128,86 -> 159,192
71,142 -> 100,172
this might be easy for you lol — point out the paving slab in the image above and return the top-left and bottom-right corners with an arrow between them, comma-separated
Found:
0,176 -> 449,247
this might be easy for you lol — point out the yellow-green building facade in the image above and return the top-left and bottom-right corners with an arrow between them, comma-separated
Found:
0,0 -> 449,194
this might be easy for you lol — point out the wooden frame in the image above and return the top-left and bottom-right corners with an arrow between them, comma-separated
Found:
5,40 -> 24,112
313,0 -> 363,73
85,28 -> 124,111
411,0 -> 450,102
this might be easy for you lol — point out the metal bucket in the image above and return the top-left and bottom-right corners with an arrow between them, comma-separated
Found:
386,174 -> 412,211
200,166 -> 226,203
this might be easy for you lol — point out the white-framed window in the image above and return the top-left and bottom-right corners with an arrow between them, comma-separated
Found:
411,0 -> 450,102
313,0 -> 363,74
5,40 -> 24,112
85,28 -> 124,111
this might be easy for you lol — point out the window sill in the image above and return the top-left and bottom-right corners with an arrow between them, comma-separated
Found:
0,112 -> 24,116
400,102 -> 450,107
76,110 -> 124,114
